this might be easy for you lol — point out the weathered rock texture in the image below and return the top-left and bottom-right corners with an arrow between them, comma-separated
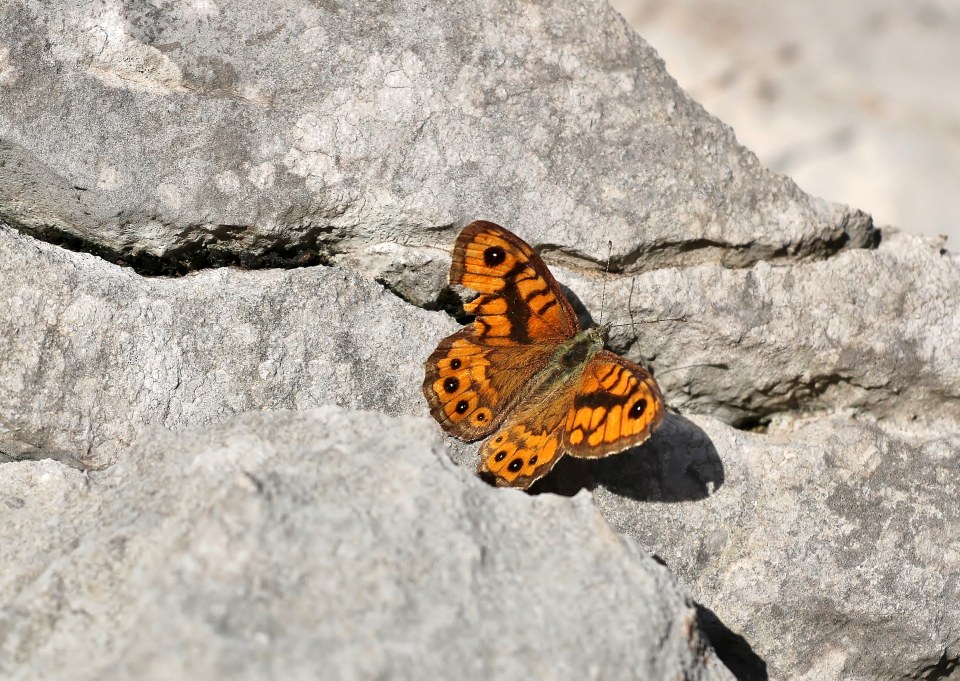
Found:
0,0 -> 873,283
1,1 -> 958,680
610,0 -> 960,245
0,224 -> 451,469
0,407 -> 735,681
589,414 -> 960,680
553,229 -> 960,430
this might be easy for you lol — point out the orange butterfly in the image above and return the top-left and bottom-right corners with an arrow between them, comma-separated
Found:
423,221 -> 665,489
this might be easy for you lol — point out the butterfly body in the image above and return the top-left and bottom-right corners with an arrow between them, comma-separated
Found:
521,326 -> 606,402
423,221 -> 664,489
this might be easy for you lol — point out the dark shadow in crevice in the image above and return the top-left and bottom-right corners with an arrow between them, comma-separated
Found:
914,648 -> 960,680
556,281 -> 596,330
530,412 -> 724,502
696,603 -> 769,681
0,431 -> 87,471
538,210 -> 879,274
3,217 -> 339,277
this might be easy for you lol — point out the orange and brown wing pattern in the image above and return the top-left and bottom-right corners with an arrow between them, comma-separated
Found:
563,351 -> 664,458
477,397 -> 570,488
451,221 -> 579,345
425,220 -> 664,488
422,328 -> 552,441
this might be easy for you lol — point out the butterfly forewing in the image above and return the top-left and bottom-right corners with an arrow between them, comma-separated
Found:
423,221 -> 576,441
451,221 -> 580,344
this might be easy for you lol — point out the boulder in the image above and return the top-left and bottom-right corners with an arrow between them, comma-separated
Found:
0,407 -> 734,681
0,225 -> 450,468
588,414 -> 960,679
0,0 -> 872,285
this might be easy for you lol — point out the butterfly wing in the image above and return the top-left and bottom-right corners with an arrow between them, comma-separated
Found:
477,393 -> 570,488
477,352 -> 665,488
451,220 -> 580,344
423,329 -> 554,440
422,221 -> 580,441
563,351 -> 665,458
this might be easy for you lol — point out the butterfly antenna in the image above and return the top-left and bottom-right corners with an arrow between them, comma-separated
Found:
654,362 -> 728,378
609,314 -> 687,329
598,240 -> 612,327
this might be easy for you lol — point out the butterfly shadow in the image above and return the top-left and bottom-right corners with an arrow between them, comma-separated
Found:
556,282 -> 596,329
533,412 -> 725,502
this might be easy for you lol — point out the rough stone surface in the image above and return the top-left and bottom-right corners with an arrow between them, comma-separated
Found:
0,0 -> 873,287
611,0 -> 960,245
0,407 -> 734,681
5,221 -> 957,474
553,229 -> 960,430
1,2 -> 958,680
581,414 -> 960,680
0,224 -> 455,469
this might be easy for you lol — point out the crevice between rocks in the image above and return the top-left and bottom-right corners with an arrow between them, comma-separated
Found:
3,216 -> 340,276
618,226 -> 875,271
629,350 -> 889,434
3,204 -> 878,281
540,208 -> 880,275
724,371 -> 862,432
0,432 -> 87,471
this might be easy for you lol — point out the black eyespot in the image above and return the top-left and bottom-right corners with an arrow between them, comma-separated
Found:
450,358 -> 462,370
495,451 -> 507,462
443,377 -> 460,393
495,435 -> 504,443
476,412 -> 486,422
483,246 -> 506,267
629,399 -> 647,419
455,400 -> 469,414
508,458 -> 523,473
529,455 -> 538,465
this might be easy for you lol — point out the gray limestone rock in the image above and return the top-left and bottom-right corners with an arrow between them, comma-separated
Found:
586,414 -> 960,680
552,229 -> 960,431
0,407 -> 734,681
4,220 -> 956,474
0,1 -> 958,680
0,224 -> 454,469
610,0 -> 960,245
0,0 -> 872,288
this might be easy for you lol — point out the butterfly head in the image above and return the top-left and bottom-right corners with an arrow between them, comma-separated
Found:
589,323 -> 611,347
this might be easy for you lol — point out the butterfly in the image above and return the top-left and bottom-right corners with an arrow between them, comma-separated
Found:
422,221 -> 665,489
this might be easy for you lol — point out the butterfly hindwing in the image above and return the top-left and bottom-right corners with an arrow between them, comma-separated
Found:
422,329 -> 553,441
477,398 -> 569,488
563,351 -> 665,458
477,351 -> 665,488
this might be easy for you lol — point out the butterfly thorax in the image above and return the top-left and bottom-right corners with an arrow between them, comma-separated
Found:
554,326 -> 606,368
534,325 -> 608,393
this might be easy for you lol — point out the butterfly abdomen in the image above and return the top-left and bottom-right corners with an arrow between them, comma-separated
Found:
519,329 -> 605,408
